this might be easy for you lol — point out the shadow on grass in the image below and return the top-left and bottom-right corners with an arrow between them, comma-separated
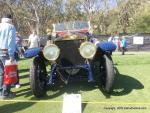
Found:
18,69 -> 29,80
0,102 -> 35,113
19,69 -> 29,74
82,102 -> 88,113
97,67 -> 144,97
20,73 -> 144,100
16,67 -> 144,99
20,82 -> 30,87
64,82 -> 97,93
111,68 -> 144,96
19,58 -> 32,61
29,81 -> 98,100
19,74 -> 29,79
19,69 -> 29,77
16,87 -> 31,94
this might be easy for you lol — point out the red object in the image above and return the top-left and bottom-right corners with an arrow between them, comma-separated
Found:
4,64 -> 18,85
118,40 -> 121,48
56,29 -> 89,37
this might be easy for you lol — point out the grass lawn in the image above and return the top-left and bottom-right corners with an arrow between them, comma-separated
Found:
0,52 -> 150,113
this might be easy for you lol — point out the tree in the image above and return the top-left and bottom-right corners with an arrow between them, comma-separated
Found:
1,0 -> 149,35
116,0 -> 143,33
129,1 -> 150,33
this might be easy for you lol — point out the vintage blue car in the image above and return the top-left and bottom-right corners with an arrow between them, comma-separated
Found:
26,21 -> 116,97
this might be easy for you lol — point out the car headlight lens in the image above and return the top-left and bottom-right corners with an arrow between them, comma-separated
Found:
79,42 -> 96,59
43,44 -> 60,61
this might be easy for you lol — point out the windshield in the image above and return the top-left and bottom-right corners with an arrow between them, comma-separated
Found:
53,21 -> 90,32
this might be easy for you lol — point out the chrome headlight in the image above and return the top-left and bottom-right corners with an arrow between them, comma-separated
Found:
43,44 -> 60,61
79,42 -> 96,59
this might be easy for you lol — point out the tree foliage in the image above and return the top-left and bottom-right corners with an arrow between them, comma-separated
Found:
128,1 -> 150,33
0,0 -> 149,36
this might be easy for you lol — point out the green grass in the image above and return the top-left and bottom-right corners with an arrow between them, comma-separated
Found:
0,52 -> 150,113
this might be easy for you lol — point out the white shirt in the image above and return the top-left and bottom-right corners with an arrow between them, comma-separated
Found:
28,34 -> 39,48
108,37 -> 113,42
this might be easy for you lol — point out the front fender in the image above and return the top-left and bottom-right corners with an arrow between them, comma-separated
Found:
24,47 -> 41,58
97,42 -> 116,52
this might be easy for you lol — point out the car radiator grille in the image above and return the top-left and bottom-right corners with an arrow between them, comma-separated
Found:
55,39 -> 85,66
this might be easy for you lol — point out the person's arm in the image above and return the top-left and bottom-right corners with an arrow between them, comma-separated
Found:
28,35 -> 31,47
8,26 -> 16,61
0,23 -> 1,33
38,36 -> 40,47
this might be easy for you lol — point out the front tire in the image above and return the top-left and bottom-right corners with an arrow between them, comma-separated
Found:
30,56 -> 47,97
101,54 -> 115,93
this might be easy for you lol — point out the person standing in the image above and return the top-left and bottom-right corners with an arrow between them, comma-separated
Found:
0,14 -> 16,99
121,36 -> 127,55
117,38 -> 121,51
16,32 -> 23,58
28,30 -> 40,48
108,34 -> 114,42
14,32 -> 22,88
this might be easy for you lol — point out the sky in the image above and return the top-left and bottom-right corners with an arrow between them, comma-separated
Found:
63,0 -> 117,10
109,0 -> 118,8
95,0 -> 117,11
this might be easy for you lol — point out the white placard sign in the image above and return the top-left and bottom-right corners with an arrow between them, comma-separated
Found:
62,94 -> 81,113
133,36 -> 144,45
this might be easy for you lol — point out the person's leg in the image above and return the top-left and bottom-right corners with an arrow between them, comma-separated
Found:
0,74 -> 3,95
122,47 -> 125,55
19,46 -> 24,58
14,54 -> 20,88
15,70 -> 20,88
2,84 -> 15,98
16,70 -> 19,84
121,47 -> 123,55
3,84 -> 11,96
0,72 -> 3,91
0,60 -> 4,95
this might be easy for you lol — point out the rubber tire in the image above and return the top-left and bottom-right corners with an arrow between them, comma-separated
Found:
101,54 -> 115,93
30,56 -> 47,98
